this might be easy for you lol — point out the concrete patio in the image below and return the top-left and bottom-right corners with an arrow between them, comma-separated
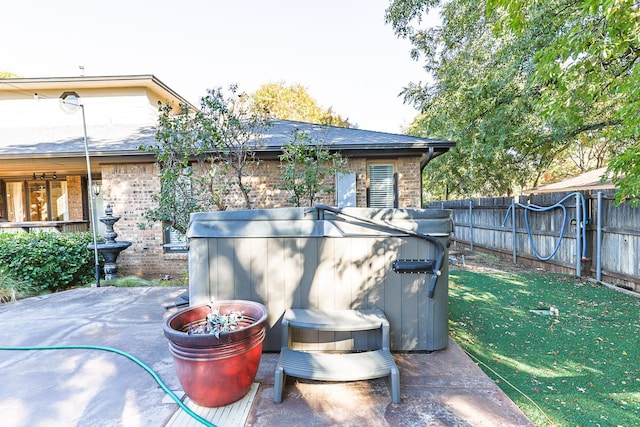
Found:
0,286 -> 532,426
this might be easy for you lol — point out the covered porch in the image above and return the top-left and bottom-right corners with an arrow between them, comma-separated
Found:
0,156 -> 103,235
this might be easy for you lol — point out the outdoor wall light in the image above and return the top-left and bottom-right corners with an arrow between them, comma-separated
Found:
92,182 -> 101,197
32,172 -> 57,180
59,91 -> 81,113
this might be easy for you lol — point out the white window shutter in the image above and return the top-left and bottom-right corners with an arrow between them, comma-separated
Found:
336,172 -> 356,207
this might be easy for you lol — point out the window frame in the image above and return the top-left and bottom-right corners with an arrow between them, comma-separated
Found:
2,178 -> 70,222
0,180 -> 6,220
367,162 -> 398,209
164,226 -> 188,253
162,169 -> 192,253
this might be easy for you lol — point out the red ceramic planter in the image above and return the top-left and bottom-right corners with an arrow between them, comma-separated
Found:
163,300 -> 268,407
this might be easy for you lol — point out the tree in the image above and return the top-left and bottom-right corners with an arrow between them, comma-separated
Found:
197,86 -> 269,209
488,0 -> 640,204
251,82 -> 353,128
278,128 -> 347,207
140,86 -> 268,234
140,102 -> 208,235
0,71 -> 18,78
386,0 -> 639,202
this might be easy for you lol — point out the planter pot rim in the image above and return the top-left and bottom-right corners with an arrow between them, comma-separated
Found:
168,329 -> 266,361
164,300 -> 268,348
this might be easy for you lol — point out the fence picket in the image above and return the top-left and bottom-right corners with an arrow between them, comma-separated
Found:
435,189 -> 639,293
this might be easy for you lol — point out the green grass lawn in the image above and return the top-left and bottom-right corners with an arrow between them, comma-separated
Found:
448,268 -> 640,427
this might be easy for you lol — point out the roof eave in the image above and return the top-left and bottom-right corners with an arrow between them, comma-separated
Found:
248,145 -> 453,160
0,74 -> 197,111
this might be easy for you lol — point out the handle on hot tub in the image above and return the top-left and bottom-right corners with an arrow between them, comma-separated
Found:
314,204 -> 445,298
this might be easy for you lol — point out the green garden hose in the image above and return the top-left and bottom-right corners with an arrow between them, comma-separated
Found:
0,344 -> 216,427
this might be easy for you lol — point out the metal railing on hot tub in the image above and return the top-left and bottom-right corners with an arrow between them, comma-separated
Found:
314,204 -> 446,298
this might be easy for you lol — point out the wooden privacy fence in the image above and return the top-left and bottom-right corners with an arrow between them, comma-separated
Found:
433,189 -> 640,293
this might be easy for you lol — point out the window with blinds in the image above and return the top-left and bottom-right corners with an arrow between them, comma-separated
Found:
368,164 -> 396,208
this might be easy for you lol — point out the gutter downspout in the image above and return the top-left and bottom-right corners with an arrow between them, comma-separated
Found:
420,147 -> 435,207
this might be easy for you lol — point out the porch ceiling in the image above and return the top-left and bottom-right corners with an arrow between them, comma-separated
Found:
0,154 -> 154,179
0,157 -> 87,178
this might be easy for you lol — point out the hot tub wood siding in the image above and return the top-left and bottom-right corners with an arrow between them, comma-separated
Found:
189,231 -> 450,352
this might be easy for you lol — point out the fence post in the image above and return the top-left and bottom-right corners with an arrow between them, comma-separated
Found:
596,191 -> 602,282
511,199 -> 517,263
469,200 -> 474,252
575,193 -> 582,277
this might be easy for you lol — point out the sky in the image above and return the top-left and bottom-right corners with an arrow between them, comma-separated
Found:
1,0 -> 436,134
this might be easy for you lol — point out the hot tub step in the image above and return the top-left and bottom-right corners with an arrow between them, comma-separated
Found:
274,308 -> 400,404
283,308 -> 389,331
277,348 -> 398,381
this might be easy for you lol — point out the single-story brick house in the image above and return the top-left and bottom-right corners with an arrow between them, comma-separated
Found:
0,75 -> 455,279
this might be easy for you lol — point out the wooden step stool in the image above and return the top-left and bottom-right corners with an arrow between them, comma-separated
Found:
273,308 -> 400,404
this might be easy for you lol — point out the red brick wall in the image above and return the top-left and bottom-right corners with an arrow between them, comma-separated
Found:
97,155 -> 423,278
351,158 -> 369,208
397,157 -> 422,208
100,163 -> 187,279
66,176 -> 84,221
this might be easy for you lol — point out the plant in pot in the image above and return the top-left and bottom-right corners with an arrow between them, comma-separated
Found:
163,300 -> 269,407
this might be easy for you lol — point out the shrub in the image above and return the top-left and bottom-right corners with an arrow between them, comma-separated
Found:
0,271 -> 32,302
0,232 -> 100,293
104,276 -> 157,287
